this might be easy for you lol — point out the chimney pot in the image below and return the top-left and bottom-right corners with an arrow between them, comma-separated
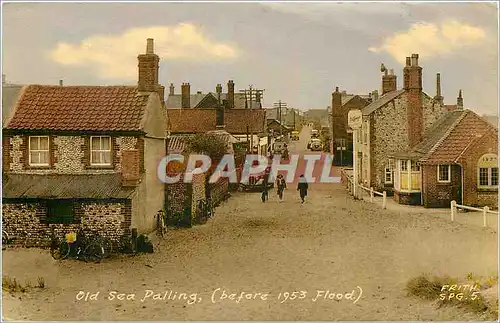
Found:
406,57 -> 411,66
227,80 -> 235,109
197,91 -> 202,95
2,74 -> 5,84
169,83 -> 175,95
59,80 -> 63,86
335,86 -> 339,92
181,83 -> 191,108
146,38 -> 154,54
411,53 -> 419,66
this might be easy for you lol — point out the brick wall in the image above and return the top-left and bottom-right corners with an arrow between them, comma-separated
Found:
6,135 -> 142,174
369,92 -> 447,191
458,131 -> 498,208
2,199 -> 131,247
422,164 -> 461,208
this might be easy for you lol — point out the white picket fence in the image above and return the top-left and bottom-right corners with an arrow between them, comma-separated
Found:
450,200 -> 498,228
340,168 -> 387,209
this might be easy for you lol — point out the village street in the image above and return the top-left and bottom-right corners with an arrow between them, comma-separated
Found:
2,127 -> 497,321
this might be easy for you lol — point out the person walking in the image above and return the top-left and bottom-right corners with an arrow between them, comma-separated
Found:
297,174 -> 308,203
276,174 -> 287,202
261,168 -> 270,203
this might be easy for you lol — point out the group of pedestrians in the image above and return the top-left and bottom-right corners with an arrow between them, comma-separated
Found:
261,172 -> 309,204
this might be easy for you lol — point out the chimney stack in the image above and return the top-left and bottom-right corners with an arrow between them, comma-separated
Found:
181,83 -> 191,108
138,38 -> 159,92
382,66 -> 397,94
227,80 -> 235,109
434,73 -> 443,104
169,83 -> 175,95
403,57 -> 411,89
121,150 -> 140,187
331,86 -> 342,116
59,80 -> 63,86
372,90 -> 379,101
457,90 -> 463,110
406,53 -> 424,147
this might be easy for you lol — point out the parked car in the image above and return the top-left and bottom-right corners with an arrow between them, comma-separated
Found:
240,158 -> 274,192
308,138 -> 323,151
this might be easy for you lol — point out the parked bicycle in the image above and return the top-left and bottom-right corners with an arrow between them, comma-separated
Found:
196,198 -> 214,223
50,230 -> 105,263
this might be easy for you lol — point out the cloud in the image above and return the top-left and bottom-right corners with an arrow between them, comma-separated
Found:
368,20 -> 486,64
49,23 -> 240,80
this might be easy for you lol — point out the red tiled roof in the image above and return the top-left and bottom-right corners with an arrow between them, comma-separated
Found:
225,109 -> 266,134
424,110 -> 498,164
167,109 -> 266,134
445,105 -> 457,111
6,85 -> 150,132
167,109 -> 216,133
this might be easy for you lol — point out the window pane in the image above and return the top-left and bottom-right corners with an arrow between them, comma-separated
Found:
439,165 -> 449,181
91,151 -> 100,164
39,151 -> 49,164
30,137 -> 39,150
479,168 -> 489,186
401,160 -> 407,171
30,152 -> 39,164
101,137 -> 111,150
91,137 -> 100,150
39,137 -> 49,150
492,168 -> 498,186
102,152 -> 111,164
401,173 -> 409,190
411,173 -> 420,190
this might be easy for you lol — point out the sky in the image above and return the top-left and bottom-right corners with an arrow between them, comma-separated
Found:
2,2 -> 499,115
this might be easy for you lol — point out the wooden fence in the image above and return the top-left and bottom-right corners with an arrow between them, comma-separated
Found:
340,168 -> 387,209
450,200 -> 498,228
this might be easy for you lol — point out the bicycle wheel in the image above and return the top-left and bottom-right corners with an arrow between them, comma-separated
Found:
51,241 -> 70,260
99,237 -> 113,257
83,242 -> 104,263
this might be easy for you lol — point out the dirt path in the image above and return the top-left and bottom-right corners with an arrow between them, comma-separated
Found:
3,183 -> 497,321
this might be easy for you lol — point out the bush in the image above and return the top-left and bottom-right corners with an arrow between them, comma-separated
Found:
406,274 -> 456,300
185,133 -> 230,161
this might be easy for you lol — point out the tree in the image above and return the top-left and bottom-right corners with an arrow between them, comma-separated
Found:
184,133 -> 230,161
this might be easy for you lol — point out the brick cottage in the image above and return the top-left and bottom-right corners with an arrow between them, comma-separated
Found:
2,38 -> 167,246
391,108 -> 498,208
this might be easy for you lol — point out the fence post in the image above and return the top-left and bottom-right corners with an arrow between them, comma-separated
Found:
450,200 -> 456,222
483,206 -> 489,227
370,187 -> 374,203
382,191 -> 387,209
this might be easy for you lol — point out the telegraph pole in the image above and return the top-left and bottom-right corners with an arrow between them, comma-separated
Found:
273,101 -> 287,137
240,85 -> 265,154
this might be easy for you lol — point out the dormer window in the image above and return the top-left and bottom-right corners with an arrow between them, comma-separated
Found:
29,136 -> 50,166
90,136 -> 111,165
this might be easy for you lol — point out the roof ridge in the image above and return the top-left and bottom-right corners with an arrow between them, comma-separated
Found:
421,110 -> 469,161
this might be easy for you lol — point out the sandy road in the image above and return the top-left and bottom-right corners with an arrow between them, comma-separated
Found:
2,126 -> 497,321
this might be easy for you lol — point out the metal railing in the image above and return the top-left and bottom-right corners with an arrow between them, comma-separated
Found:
340,168 -> 387,209
450,200 -> 498,228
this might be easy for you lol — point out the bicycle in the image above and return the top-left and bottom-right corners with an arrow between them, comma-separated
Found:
50,231 -> 105,263
85,230 -> 113,258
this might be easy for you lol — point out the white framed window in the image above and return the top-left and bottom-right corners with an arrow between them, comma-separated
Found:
398,159 -> 421,192
477,153 -> 498,189
29,136 -> 50,166
385,159 -> 394,184
437,165 -> 451,183
90,136 -> 112,165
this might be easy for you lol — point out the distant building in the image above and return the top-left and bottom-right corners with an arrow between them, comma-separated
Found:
166,81 -> 261,110
331,89 -> 371,166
